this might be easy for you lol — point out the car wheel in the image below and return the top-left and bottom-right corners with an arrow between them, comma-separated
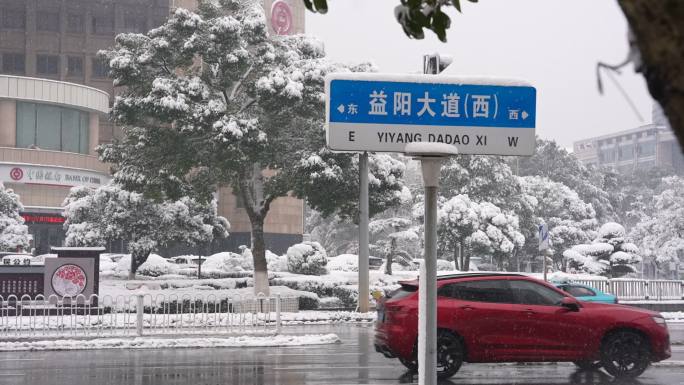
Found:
398,357 -> 418,373
436,330 -> 464,379
601,330 -> 650,378
573,360 -> 602,370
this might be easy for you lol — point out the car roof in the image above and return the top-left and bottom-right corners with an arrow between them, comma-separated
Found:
400,272 -> 528,286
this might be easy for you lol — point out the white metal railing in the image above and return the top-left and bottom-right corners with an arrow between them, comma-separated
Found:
0,293 -> 284,339
567,278 -> 684,301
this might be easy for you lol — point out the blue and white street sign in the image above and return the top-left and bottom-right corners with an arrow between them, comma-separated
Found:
538,223 -> 550,251
325,73 -> 537,155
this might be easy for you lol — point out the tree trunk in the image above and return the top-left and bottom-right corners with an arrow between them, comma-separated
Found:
385,253 -> 393,275
385,238 -> 395,275
618,0 -> 684,151
128,250 -> 150,280
251,216 -> 270,296
453,247 -> 460,270
462,244 -> 470,271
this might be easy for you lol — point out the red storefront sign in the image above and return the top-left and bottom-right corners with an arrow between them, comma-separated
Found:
21,214 -> 65,224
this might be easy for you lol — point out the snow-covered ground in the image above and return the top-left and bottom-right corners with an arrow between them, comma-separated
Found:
663,312 -> 684,322
0,334 -> 340,351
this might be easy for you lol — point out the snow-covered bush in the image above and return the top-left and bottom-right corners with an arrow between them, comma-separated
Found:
327,254 -> 360,272
287,241 -> 328,275
270,274 -> 352,297
115,255 -> 132,275
564,222 -> 641,277
437,259 -> 455,271
266,250 -> 288,272
137,254 -> 178,277
202,252 -> 253,273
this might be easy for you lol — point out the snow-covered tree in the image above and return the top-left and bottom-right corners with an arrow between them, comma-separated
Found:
63,184 -> 229,279
520,175 -> 598,270
368,217 -> 419,275
564,222 -> 641,277
516,139 -> 615,221
438,195 -> 524,271
306,211 -> 359,257
0,182 -> 30,252
294,152 -> 408,220
630,176 -> 684,273
286,241 -> 327,275
99,1 -> 404,294
440,155 -> 535,267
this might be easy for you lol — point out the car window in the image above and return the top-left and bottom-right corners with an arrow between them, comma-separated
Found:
440,279 -> 515,304
510,280 -> 565,306
565,285 -> 595,297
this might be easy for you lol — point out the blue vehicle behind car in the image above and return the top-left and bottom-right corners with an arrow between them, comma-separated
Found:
553,282 -> 618,304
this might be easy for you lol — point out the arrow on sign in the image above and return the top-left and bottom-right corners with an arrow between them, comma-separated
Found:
337,104 -> 345,114
522,111 -> 529,120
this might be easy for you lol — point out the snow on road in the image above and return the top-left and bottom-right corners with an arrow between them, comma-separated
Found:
0,334 -> 340,351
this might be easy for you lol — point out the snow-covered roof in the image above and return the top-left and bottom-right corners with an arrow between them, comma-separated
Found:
51,247 -> 106,251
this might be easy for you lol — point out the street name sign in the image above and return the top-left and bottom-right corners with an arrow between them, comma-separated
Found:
326,73 -> 537,155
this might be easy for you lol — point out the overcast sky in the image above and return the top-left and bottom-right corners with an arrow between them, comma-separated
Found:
305,0 -> 654,149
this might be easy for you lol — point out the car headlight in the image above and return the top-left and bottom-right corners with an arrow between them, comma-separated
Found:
652,315 -> 668,328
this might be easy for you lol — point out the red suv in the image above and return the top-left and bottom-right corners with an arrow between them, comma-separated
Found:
375,273 -> 670,379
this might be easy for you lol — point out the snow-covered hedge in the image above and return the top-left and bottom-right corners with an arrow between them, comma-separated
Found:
137,254 -> 178,277
270,274 -> 353,297
267,250 -> 288,272
202,252 -> 253,273
327,254 -> 359,272
410,258 -> 455,271
287,242 -> 328,275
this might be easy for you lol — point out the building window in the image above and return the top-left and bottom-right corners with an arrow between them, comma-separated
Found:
2,8 -> 25,30
92,15 -> 114,35
599,149 -> 615,163
618,144 -> 634,161
36,55 -> 59,75
36,11 -> 60,32
124,13 -> 147,33
16,102 -> 90,154
637,141 -> 656,157
91,57 -> 109,78
67,13 -> 84,33
1,53 -> 25,74
67,56 -> 83,77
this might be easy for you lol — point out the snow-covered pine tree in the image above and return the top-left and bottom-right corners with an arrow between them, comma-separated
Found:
0,182 -> 30,252
99,1 -> 405,294
520,175 -> 598,271
63,184 -> 229,279
564,222 -> 641,277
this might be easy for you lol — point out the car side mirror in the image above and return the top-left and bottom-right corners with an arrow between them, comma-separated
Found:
560,297 -> 580,312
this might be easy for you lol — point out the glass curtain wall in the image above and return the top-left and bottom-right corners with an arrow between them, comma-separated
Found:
16,102 -> 90,154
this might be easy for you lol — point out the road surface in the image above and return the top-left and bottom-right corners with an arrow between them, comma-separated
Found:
0,324 -> 682,385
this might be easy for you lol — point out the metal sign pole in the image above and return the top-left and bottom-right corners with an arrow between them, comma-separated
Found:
358,151 -> 370,313
417,157 -> 441,385
538,223 -> 549,281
